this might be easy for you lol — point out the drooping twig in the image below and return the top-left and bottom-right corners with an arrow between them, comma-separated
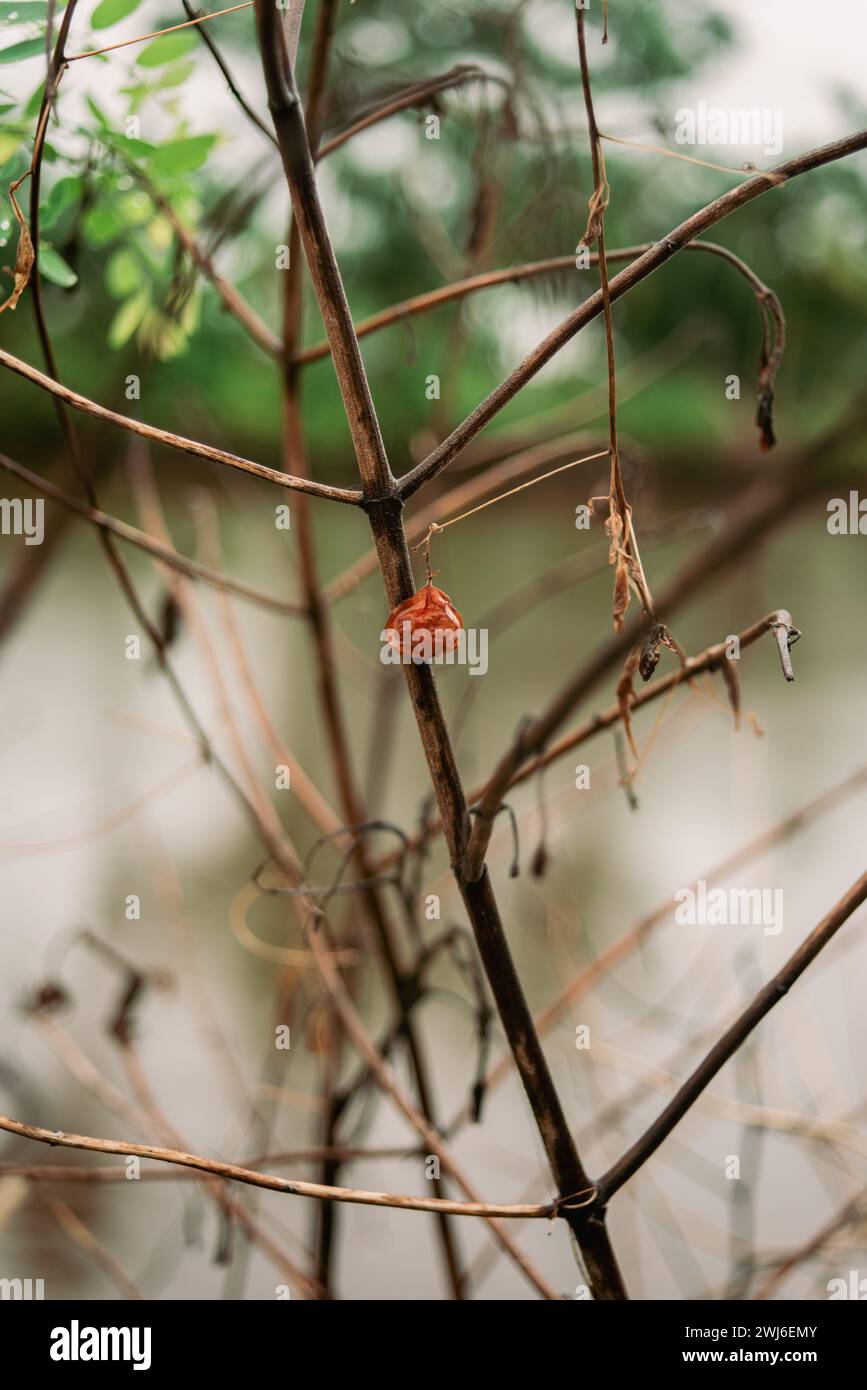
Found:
399,128 -> 867,499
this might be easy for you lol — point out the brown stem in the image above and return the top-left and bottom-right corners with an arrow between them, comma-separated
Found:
254,0 -> 627,1299
277,0 -> 465,1301
0,346 -> 361,502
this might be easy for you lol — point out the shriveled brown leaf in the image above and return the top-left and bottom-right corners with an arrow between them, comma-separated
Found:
604,504 -> 623,563
756,382 -> 776,452
721,655 -> 742,730
615,648 -> 640,757
581,180 -> 609,247
0,180 -> 34,315
612,551 -> 630,632
746,710 -> 765,738
638,622 -> 686,682
530,842 -> 549,878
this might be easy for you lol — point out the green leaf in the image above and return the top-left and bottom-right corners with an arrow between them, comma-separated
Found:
117,135 -> 158,159
105,246 -> 143,298
147,133 -> 216,176
136,30 -> 197,67
108,286 -> 149,348
23,78 -> 43,116
85,94 -> 110,129
41,174 -> 82,227
0,130 -> 19,162
0,35 -> 44,62
83,197 -> 125,246
38,242 -> 78,288
154,60 -> 194,90
91,0 -> 140,29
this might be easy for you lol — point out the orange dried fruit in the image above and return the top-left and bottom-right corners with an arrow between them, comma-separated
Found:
384,581 -> 464,660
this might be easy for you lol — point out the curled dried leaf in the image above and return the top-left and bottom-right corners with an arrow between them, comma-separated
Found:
616,648 -> 640,758
638,622 -> 684,682
604,505 -> 624,563
0,181 -> 34,315
530,842 -> 549,879
756,383 -> 776,452
720,655 -> 742,730
746,710 -> 765,739
581,180 -> 609,247
612,551 -> 630,632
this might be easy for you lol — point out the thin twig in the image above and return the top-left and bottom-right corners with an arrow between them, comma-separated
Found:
67,3 -> 254,63
0,347 -> 362,502
596,868 -> 867,1203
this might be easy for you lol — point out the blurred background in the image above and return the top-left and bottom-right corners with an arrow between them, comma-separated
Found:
0,0 -> 866,1300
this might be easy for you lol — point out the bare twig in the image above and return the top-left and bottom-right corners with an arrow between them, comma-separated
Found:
0,347 -> 361,502
399,128 -> 867,499
596,869 -> 867,1203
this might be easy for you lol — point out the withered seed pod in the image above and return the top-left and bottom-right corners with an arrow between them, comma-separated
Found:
384,581 -> 464,660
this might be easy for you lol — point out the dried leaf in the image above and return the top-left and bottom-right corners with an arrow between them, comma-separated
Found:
0,180 -> 34,315
616,649 -> 639,758
721,655 -> 742,730
746,710 -> 765,739
530,842 -> 549,878
756,383 -> 776,452
612,552 -> 630,632
639,623 -> 666,681
581,179 -> 609,247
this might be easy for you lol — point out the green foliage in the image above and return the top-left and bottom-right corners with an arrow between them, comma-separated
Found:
0,0 -> 863,458
148,133 -> 217,175
0,2 -> 50,22
91,0 -> 142,30
0,35 -> 44,62
37,241 -> 77,286
136,30 -> 198,67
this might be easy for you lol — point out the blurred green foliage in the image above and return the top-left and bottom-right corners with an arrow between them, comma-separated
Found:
0,0 -> 864,481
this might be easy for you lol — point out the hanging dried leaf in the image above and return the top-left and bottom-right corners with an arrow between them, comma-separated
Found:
755,292 -> 785,451
604,505 -> 624,563
756,382 -> 776,452
612,551 -> 630,632
0,180 -> 34,315
720,655 -> 742,730
616,649 -> 640,758
638,622 -> 687,682
746,710 -> 765,739
581,179 -> 609,247
530,842 -> 549,878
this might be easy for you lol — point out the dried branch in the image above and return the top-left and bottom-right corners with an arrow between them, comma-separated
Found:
0,347 -> 361,502
0,1115 -> 566,1221
317,65 -> 508,160
295,240 -> 783,371
254,0 -> 627,1299
462,610 -> 799,881
596,868 -> 867,1203
399,128 -> 867,499
0,450 -> 305,616
181,0 -> 278,146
